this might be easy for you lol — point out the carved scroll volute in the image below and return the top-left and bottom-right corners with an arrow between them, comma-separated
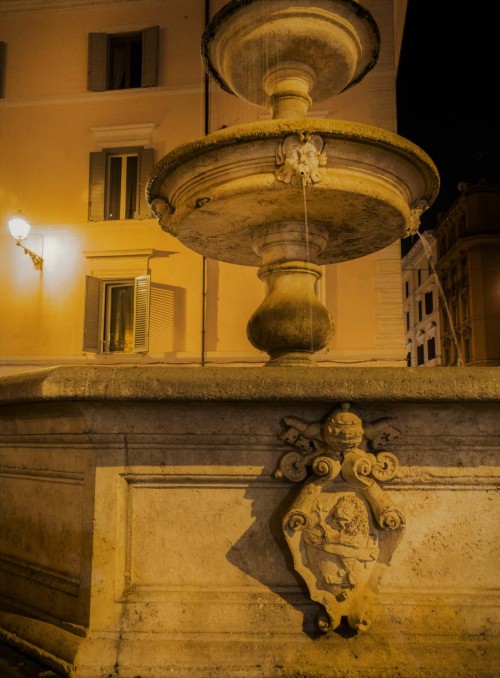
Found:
277,403 -> 406,634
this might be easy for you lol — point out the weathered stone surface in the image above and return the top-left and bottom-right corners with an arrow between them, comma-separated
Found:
147,119 -> 439,267
0,367 -> 498,677
201,0 -> 380,109
0,365 -> 498,403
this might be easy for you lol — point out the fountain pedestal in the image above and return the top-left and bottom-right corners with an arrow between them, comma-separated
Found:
247,222 -> 334,364
247,260 -> 332,365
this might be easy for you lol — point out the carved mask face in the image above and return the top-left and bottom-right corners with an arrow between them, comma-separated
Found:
276,134 -> 327,187
285,141 -> 320,179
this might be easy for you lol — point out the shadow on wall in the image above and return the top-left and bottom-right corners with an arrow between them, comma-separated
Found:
225,476 -> 324,639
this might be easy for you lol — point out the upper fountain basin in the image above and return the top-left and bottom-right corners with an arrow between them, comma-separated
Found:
202,0 -> 380,110
147,118 -> 440,266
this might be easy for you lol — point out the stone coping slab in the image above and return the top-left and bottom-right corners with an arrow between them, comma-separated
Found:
0,365 -> 498,404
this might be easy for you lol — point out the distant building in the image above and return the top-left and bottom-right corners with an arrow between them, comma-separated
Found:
402,183 -> 500,367
402,231 -> 441,367
435,182 -> 500,366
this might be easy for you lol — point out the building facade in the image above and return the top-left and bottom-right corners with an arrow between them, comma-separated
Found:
401,230 -> 441,367
0,0 -> 409,376
434,182 -> 500,366
402,183 -> 500,367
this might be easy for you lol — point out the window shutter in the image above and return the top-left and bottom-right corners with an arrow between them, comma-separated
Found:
136,148 -> 155,219
141,26 -> 159,87
88,151 -> 107,221
134,275 -> 150,352
149,283 -> 176,357
83,276 -> 103,352
88,33 -> 108,91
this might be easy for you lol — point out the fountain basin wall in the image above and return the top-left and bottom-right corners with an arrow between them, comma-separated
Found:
0,366 -> 498,677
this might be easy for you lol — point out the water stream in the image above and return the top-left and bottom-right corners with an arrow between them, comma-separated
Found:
301,175 -> 310,260
416,231 -> 464,366
301,176 -> 314,353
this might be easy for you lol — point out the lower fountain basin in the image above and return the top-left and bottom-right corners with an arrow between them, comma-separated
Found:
147,119 -> 439,266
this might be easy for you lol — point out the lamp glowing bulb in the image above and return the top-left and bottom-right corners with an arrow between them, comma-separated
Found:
8,215 -> 31,241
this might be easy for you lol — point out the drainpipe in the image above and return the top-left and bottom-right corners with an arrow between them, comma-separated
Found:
201,0 -> 211,367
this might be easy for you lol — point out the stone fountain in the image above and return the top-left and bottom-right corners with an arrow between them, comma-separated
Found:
1,2 -> 497,677
144,0 -> 441,638
147,0 -> 439,366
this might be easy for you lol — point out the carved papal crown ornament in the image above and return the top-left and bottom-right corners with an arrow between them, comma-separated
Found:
276,403 -> 405,633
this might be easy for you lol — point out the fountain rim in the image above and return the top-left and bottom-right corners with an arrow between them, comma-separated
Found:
200,0 -> 381,97
146,118 -> 440,207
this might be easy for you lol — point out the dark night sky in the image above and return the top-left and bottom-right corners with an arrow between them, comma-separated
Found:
396,0 -> 498,242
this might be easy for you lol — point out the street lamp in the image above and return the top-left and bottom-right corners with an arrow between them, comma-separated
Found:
8,214 -> 44,270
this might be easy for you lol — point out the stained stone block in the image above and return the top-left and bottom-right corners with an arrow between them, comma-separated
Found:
0,366 -> 498,677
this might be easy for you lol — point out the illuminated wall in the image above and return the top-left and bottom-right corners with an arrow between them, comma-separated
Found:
0,0 -> 408,374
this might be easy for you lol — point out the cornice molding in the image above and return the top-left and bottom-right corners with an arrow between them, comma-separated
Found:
0,84 -> 202,108
0,0 -> 173,15
90,123 -> 157,149
83,248 -> 174,259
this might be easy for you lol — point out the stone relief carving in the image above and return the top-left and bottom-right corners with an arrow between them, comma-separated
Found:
151,198 -> 176,235
407,198 -> 429,236
277,403 -> 405,633
275,133 -> 327,187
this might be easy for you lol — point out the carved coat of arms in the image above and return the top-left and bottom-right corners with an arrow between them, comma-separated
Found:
276,403 -> 405,633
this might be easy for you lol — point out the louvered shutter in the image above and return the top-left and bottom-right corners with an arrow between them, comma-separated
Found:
83,276 -> 103,352
88,33 -> 109,91
134,275 -> 150,352
149,283 -> 176,357
88,151 -> 106,221
141,26 -> 159,87
136,148 -> 155,219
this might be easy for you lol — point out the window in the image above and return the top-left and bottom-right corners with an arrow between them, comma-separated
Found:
83,275 -> 150,353
427,336 -> 436,361
406,351 -> 412,367
405,310 -> 410,331
425,289 -> 433,315
417,343 -> 424,366
418,299 -> 423,322
404,280 -> 409,298
88,147 -> 154,221
88,26 -> 159,91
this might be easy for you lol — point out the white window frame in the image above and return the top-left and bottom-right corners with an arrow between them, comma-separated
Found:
106,152 -> 138,220
88,146 -> 154,222
83,275 -> 150,354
